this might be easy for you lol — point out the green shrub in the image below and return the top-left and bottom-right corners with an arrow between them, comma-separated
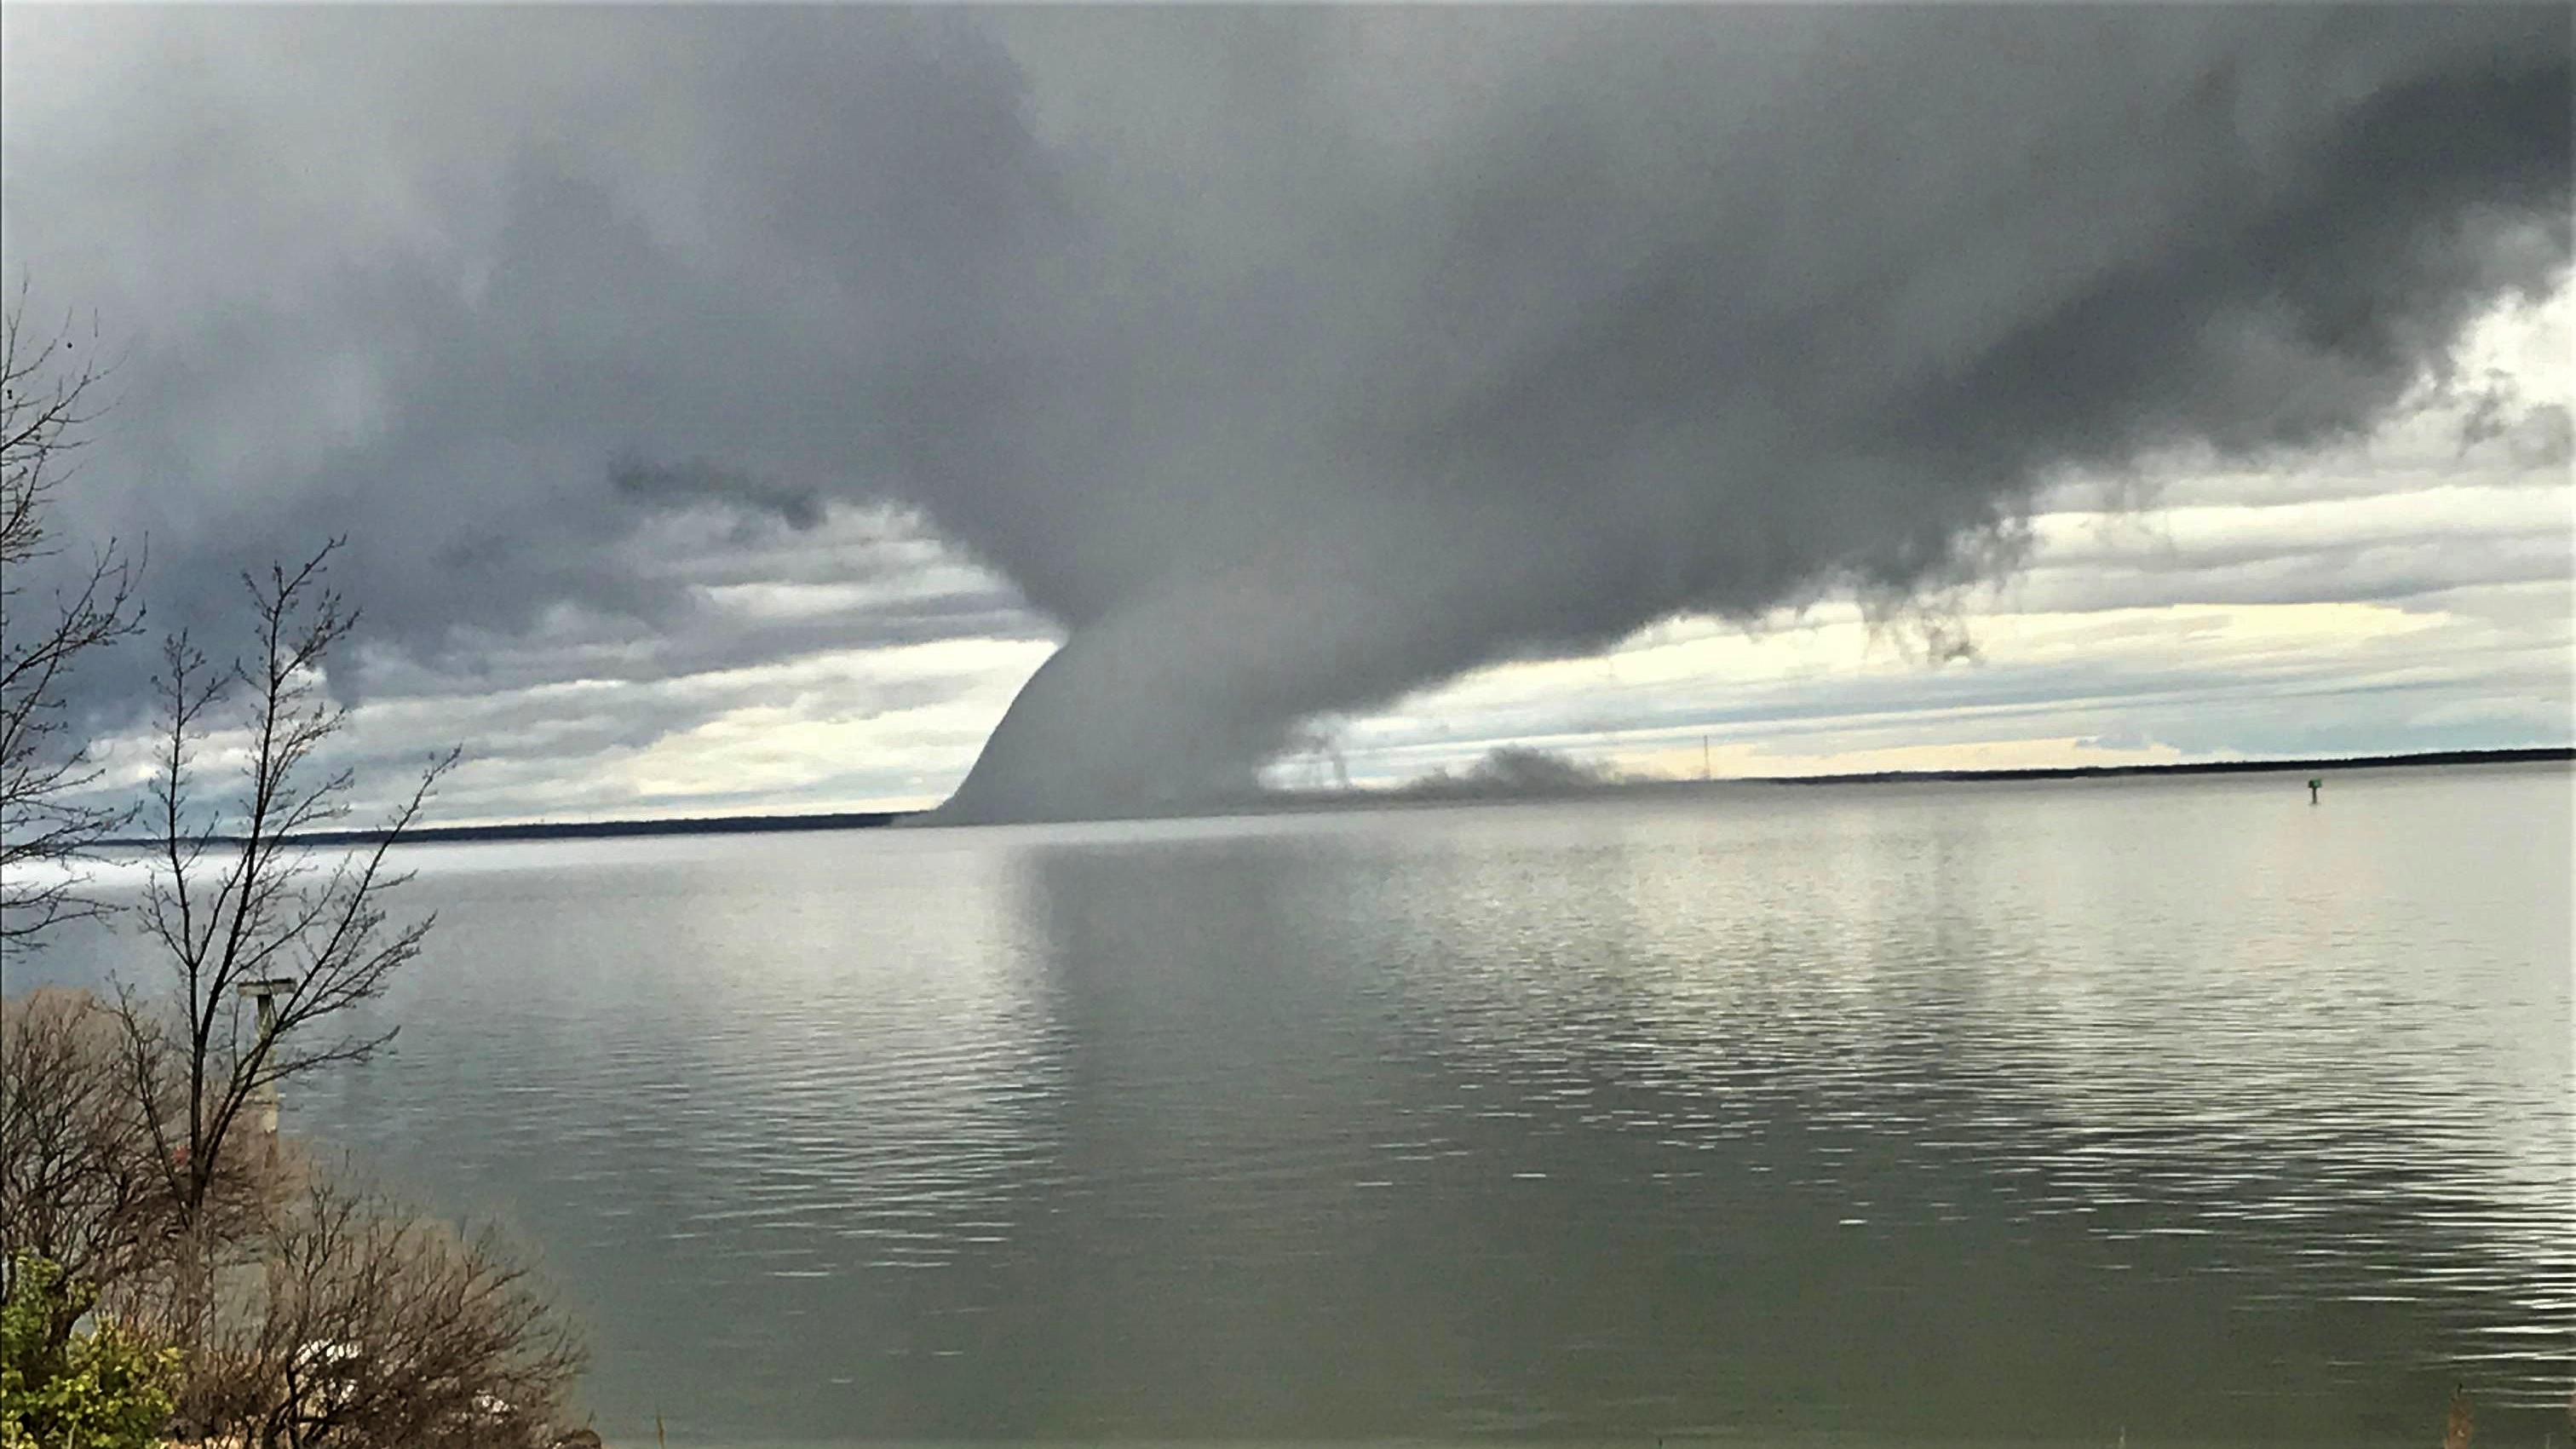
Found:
1,1255 -> 181,1449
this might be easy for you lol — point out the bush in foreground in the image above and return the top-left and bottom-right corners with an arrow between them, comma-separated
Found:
1,1254 -> 183,1449
153,1173 -> 585,1448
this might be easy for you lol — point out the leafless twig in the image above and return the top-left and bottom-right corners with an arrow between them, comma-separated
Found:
1,286 -> 141,944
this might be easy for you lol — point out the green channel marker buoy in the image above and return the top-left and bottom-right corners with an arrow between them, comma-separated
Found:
2308,777 -> 2322,804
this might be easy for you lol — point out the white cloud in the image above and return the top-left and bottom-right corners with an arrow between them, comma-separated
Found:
1300,285 -> 2571,790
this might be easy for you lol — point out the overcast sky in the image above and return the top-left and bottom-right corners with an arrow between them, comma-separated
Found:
3,5 -> 2567,825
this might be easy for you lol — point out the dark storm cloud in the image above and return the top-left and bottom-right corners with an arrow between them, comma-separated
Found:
6,5 -> 1061,705
951,5 -> 2569,818
2458,393 -> 2576,469
610,458 -> 827,533
2,6 -> 2566,821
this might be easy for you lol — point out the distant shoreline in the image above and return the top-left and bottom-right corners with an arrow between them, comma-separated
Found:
101,809 -> 909,849
100,745 -> 2569,848
1751,744 -> 2573,788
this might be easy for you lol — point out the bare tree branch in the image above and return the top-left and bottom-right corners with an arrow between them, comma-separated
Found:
152,1170 -> 587,1448
122,540 -> 461,1226
0,285 -> 141,945
0,989 -> 171,1325
2,286 -> 581,1438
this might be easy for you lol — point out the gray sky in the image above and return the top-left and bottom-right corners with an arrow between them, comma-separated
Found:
3,5 -> 2567,825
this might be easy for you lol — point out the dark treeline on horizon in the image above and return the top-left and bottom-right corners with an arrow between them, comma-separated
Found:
101,810 -> 909,849
95,746 -> 2572,849
1764,745 -> 2573,787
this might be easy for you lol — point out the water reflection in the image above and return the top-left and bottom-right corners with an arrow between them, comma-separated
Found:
285,832 -> 1072,1428
11,768 -> 2567,1442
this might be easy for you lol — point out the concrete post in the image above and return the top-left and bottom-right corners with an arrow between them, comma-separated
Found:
238,976 -> 298,1153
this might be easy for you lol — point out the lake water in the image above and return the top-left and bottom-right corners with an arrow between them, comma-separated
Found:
20,765 -> 2573,1446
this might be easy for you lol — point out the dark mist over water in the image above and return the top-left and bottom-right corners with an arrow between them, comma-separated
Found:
26,765 -> 2572,1444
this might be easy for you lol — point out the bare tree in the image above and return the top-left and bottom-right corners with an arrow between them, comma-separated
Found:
0,290 -> 141,945
137,1171 -> 586,1449
0,988 -> 173,1335
118,541 -> 457,1224
0,301 -> 584,1432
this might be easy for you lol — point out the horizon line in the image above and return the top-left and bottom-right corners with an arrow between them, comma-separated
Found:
90,744 -> 2573,850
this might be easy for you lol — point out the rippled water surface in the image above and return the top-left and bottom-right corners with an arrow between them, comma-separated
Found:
26,766 -> 2573,1444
